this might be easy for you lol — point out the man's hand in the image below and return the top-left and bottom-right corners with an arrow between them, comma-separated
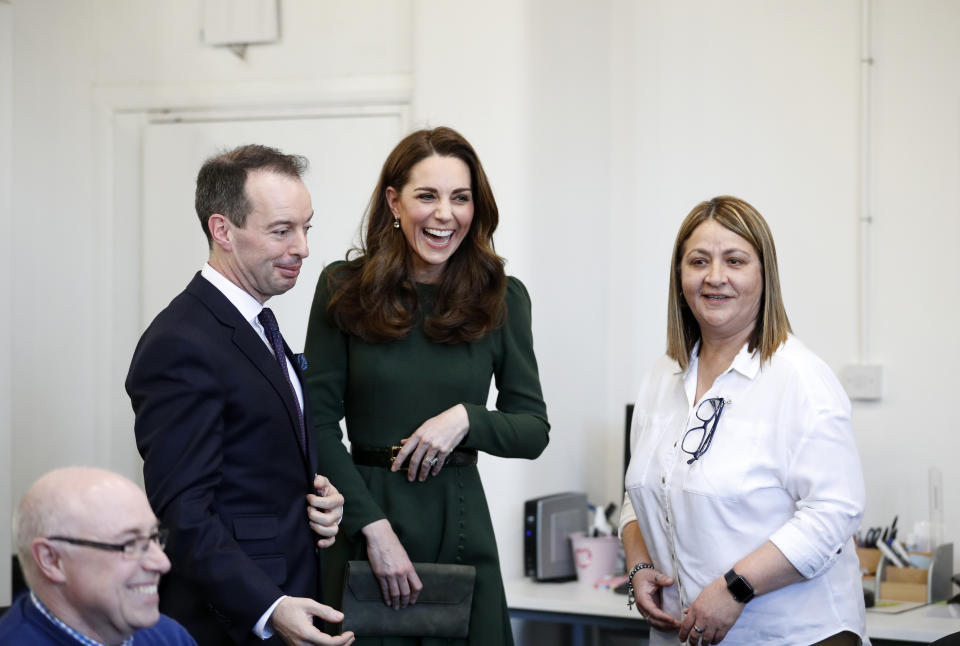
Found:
362,519 -> 423,609
270,596 -> 355,646
306,474 -> 344,548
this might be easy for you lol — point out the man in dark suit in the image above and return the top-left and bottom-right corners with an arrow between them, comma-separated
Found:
126,145 -> 354,646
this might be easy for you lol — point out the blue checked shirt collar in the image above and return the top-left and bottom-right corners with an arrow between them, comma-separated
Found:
30,591 -> 135,646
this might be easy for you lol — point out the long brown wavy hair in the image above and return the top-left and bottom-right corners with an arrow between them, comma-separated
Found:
326,127 -> 507,344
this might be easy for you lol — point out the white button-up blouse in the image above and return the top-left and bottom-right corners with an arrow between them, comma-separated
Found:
620,336 -> 868,646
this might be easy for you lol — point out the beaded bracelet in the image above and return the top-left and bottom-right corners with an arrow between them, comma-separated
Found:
626,562 -> 654,610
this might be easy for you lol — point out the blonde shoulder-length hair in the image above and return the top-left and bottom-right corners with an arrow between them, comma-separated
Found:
666,196 -> 792,370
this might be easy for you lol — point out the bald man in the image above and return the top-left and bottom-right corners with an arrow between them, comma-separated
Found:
0,467 -> 197,645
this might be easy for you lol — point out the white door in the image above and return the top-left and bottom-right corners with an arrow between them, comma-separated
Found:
140,110 -> 404,349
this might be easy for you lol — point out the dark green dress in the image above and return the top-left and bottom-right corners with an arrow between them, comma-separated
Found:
304,262 -> 550,646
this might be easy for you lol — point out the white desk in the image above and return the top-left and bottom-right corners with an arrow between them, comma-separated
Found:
866,603 -> 960,643
505,577 -> 643,646
505,578 -> 960,645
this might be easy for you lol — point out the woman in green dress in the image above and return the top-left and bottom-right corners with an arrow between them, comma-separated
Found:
303,127 -> 550,646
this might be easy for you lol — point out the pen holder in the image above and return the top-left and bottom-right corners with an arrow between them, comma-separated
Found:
856,547 -> 882,578
875,542 -> 953,603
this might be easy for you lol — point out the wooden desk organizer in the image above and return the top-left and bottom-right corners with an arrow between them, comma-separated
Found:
866,542 -> 954,603
856,547 -> 882,579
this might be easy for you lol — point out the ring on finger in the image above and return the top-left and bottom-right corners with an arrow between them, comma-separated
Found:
427,456 -> 439,466
693,625 -> 705,634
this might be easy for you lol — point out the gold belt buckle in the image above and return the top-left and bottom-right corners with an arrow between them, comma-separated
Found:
389,445 -> 402,465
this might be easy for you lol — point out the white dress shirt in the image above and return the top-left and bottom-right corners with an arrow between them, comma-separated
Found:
620,336 -> 868,646
200,263 -> 301,639
200,263 -> 304,411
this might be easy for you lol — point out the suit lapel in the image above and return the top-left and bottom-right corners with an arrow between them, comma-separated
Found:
186,273 -> 311,472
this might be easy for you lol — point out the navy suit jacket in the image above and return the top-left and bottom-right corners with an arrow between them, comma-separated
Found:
126,273 -> 320,646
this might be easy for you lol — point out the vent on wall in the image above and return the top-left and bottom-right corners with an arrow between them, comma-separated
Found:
201,0 -> 280,59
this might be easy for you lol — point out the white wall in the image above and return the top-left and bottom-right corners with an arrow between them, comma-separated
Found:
603,0 -> 960,561
610,0 -> 862,498
1,0 -> 13,608
9,0 -> 411,491
858,0 -> 960,548
6,0 -> 959,598
411,0 -> 617,578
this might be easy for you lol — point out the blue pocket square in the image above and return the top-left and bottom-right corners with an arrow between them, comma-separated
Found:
294,353 -> 308,371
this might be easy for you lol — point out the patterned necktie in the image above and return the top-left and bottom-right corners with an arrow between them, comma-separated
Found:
257,307 -> 306,453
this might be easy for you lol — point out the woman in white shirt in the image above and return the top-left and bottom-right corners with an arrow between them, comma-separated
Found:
620,196 -> 867,646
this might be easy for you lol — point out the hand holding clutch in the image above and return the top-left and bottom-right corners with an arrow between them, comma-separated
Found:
361,519 -> 423,609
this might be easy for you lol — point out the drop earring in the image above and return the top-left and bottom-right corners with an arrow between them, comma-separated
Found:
393,217 -> 400,229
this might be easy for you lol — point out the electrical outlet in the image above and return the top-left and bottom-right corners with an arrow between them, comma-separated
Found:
841,364 -> 882,401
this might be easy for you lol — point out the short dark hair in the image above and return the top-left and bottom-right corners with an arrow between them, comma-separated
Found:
195,144 -> 308,245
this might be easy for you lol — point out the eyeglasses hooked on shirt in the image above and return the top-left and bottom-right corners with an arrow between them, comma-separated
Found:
681,397 -> 730,464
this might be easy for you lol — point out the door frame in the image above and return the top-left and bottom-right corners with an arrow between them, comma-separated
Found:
93,75 -> 412,483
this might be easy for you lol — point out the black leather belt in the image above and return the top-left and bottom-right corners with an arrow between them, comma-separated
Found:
351,445 -> 478,469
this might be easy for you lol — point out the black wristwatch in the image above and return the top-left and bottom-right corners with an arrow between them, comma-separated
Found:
724,568 -> 755,603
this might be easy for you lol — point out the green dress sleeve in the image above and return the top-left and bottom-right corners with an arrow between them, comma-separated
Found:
460,276 -> 550,458
303,262 -> 386,538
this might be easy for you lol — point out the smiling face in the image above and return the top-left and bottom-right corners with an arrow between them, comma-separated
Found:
680,219 -> 763,347
56,477 -> 171,644
386,154 -> 474,284
210,169 -> 313,304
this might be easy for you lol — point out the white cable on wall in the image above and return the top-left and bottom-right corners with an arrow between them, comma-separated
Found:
843,0 -> 883,401
858,0 -> 873,365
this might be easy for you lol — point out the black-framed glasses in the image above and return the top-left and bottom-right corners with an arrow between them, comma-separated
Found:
681,397 -> 727,464
47,528 -> 168,560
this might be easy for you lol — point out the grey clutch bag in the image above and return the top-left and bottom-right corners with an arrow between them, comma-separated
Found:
340,560 -> 476,638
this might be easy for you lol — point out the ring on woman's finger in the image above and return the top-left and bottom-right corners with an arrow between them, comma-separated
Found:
693,625 -> 705,634
427,456 -> 439,466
